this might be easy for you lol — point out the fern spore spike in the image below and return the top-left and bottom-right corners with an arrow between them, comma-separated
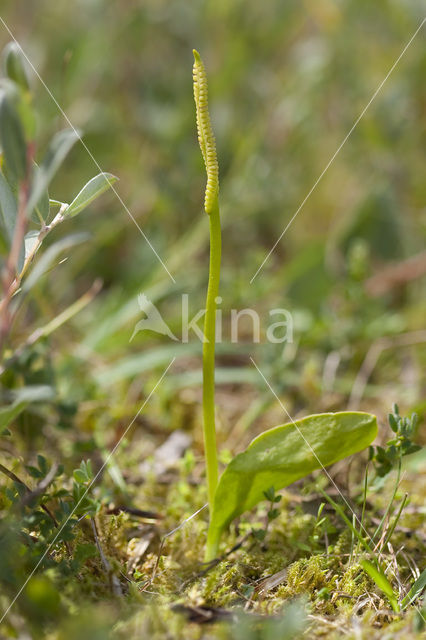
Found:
193,50 -> 221,559
193,50 -> 219,215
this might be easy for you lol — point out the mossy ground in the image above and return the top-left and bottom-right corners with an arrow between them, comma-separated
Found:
18,446 -> 420,640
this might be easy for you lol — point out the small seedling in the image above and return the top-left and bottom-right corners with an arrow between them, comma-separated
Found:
252,485 -> 282,542
192,51 -> 378,561
369,405 -> 421,544
369,404 -> 420,478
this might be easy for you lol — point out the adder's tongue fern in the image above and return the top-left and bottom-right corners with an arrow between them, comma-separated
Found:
193,50 -> 221,525
193,50 -> 219,214
192,50 -> 379,567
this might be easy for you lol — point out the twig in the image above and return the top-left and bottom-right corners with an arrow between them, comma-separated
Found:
0,462 -> 57,526
18,202 -> 68,282
365,251 -> 426,297
106,505 -> 162,520
20,463 -> 58,509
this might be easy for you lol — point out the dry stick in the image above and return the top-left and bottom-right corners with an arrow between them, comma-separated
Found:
348,330 -> 426,409
0,462 -> 58,526
20,462 -> 58,509
365,251 -> 426,297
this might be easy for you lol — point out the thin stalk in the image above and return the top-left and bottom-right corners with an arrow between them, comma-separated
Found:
0,144 -> 34,356
356,463 -> 369,556
192,49 -> 221,561
202,195 -> 221,514
372,457 -> 402,542
383,492 -> 408,549
18,202 -> 68,281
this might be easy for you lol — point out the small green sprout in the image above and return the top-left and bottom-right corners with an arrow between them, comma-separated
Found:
192,51 -> 378,562
369,404 -> 420,478
253,485 -> 282,542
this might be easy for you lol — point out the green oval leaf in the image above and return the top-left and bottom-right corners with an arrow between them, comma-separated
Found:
0,170 -> 17,244
2,42 -> 30,91
31,162 -> 50,223
207,411 -> 377,556
0,85 -> 27,181
64,172 -> 118,218
73,469 -> 88,484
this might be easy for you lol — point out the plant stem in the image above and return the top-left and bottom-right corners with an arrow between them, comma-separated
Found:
17,202 -> 68,282
193,49 -> 221,561
203,195 -> 221,524
372,456 -> 402,543
0,147 -> 33,357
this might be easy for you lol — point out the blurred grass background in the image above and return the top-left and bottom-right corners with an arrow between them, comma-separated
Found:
0,0 -> 425,449
0,2 -> 425,637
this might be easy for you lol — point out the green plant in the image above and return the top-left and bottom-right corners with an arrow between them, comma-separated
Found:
0,452 -> 101,621
252,486 -> 283,543
369,406 -> 420,545
193,51 -> 378,561
193,50 -> 220,514
0,41 -> 116,620
0,42 -> 116,361
319,488 -> 401,612
369,404 -> 420,478
319,404 -> 424,615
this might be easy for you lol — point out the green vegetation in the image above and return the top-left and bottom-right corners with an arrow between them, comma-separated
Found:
193,50 -> 221,523
0,2 -> 425,638
207,411 -> 377,559
194,52 -> 378,562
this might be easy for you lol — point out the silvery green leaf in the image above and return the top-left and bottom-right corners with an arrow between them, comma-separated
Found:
0,85 -> 27,181
31,162 -> 50,222
2,42 -> 30,91
24,229 -> 39,260
0,170 -> 17,244
65,172 -> 118,218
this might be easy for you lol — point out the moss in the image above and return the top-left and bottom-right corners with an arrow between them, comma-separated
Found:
333,562 -> 372,615
17,466 -> 422,640
277,555 -> 328,600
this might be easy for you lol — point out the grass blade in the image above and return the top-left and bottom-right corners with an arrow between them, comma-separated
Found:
360,559 -> 400,613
